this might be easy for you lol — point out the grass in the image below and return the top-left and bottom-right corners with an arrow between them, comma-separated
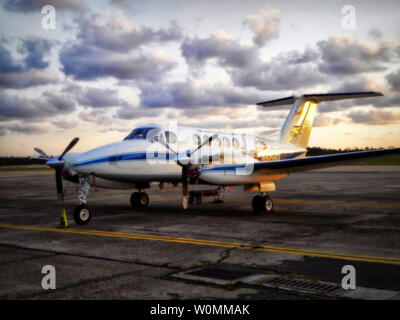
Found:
351,158 -> 400,165
0,166 -> 51,172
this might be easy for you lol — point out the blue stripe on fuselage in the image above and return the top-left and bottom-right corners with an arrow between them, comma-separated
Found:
72,151 -> 304,168
72,152 -> 174,167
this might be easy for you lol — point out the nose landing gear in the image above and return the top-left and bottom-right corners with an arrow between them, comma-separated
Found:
252,194 -> 274,214
73,176 -> 92,225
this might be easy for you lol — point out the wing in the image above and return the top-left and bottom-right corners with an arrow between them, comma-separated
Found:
253,147 -> 400,174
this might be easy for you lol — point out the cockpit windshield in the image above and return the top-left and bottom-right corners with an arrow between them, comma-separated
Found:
123,126 -> 160,141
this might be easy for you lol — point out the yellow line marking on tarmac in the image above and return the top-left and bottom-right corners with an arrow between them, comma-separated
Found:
1,223 -> 400,265
150,195 -> 400,209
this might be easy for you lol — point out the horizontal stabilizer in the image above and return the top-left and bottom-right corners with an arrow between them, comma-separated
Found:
257,91 -> 383,107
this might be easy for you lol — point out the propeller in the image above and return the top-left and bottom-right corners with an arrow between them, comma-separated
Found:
58,137 -> 79,161
158,133 -> 218,209
34,147 -> 49,159
33,137 -> 79,200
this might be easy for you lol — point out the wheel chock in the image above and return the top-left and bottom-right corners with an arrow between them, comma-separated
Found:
58,209 -> 69,228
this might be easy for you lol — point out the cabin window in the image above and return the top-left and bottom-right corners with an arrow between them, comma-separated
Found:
193,134 -> 201,147
213,137 -> 221,148
165,131 -> 177,144
223,137 -> 231,148
203,135 -> 210,145
232,137 -> 240,149
257,141 -> 267,150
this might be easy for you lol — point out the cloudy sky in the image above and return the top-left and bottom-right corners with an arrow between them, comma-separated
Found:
0,0 -> 399,156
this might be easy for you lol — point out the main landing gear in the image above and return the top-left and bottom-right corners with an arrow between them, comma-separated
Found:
130,192 -> 149,208
73,176 -> 92,225
252,194 -> 274,214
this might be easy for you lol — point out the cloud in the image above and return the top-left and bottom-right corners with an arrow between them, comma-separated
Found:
368,28 -> 383,40
317,36 -> 396,75
181,31 -> 257,69
139,80 -> 264,109
116,106 -> 159,120
60,44 -> 176,81
230,52 -> 326,91
58,12 -> 181,81
77,13 -> 182,52
18,37 -> 53,70
79,110 -> 112,126
183,116 -> 284,130
0,123 -> 49,135
0,69 -> 58,88
60,36 -> 177,82
1,0 -> 85,13
386,69 -> 400,92
0,90 -> 75,120
313,115 -> 335,127
348,109 -> 400,125
52,119 -> 77,129
0,43 -> 24,73
243,9 -> 280,47
0,37 -> 57,88
181,33 -> 326,90
111,0 -> 133,7
65,84 -> 128,108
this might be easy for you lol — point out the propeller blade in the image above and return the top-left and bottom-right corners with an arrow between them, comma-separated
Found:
58,137 -> 79,160
29,156 -> 48,163
55,168 -> 63,200
34,147 -> 49,159
190,134 -> 218,156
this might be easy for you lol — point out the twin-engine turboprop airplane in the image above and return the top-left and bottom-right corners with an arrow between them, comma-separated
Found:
33,91 -> 400,225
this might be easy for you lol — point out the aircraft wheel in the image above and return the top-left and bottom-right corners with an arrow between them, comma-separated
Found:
73,203 -> 92,225
264,195 -> 274,213
252,195 -> 265,213
195,195 -> 202,205
252,195 -> 274,214
130,192 -> 149,208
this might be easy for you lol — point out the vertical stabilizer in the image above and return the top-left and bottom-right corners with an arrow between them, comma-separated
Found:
257,91 -> 383,149
279,98 -> 317,149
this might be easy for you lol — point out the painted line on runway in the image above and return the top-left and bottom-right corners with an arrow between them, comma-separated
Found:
150,195 -> 400,209
1,223 -> 400,266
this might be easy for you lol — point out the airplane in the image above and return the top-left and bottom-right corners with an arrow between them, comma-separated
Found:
32,91 -> 400,225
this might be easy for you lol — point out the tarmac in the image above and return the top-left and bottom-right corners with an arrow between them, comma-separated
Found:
0,166 -> 400,300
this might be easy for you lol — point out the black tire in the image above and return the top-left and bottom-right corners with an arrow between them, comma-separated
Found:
252,195 -> 274,214
189,195 -> 195,204
130,192 -> 149,208
195,195 -> 202,205
73,204 -> 92,225
252,195 -> 264,213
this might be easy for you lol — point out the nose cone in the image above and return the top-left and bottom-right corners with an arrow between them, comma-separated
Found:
46,156 -> 64,169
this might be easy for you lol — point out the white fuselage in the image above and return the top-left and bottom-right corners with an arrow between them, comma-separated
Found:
65,125 -> 305,188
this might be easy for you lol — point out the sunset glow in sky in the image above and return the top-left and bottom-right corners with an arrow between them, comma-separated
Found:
0,0 -> 399,156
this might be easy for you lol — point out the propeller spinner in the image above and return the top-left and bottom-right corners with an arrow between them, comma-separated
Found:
34,137 -> 79,200
158,134 -> 218,209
